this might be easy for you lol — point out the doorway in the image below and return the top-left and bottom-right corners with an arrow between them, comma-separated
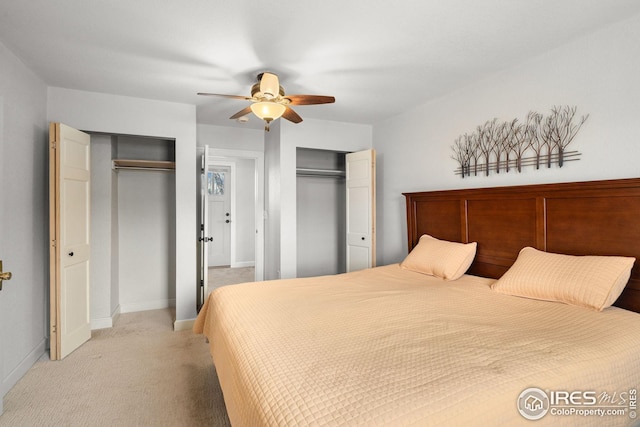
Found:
197,147 -> 264,306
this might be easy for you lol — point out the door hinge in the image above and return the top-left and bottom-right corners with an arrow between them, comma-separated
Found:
51,239 -> 57,248
51,324 -> 57,334
200,279 -> 204,287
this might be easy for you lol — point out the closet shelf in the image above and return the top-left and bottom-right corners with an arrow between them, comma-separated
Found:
112,159 -> 175,172
296,167 -> 346,178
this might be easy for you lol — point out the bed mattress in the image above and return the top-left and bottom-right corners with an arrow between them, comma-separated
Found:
194,264 -> 640,426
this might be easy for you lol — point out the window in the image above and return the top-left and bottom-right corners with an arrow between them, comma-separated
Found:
208,171 -> 225,196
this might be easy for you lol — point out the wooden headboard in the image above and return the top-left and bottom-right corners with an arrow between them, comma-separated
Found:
404,178 -> 640,313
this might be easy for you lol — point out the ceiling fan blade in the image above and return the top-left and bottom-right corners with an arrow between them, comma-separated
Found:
285,95 -> 335,105
282,106 -> 303,123
259,72 -> 280,99
229,106 -> 253,120
197,92 -> 251,100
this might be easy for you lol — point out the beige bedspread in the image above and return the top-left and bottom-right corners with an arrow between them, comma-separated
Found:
194,264 -> 640,427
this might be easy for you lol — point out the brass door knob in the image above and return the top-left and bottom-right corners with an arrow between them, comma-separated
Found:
0,260 -> 11,280
0,260 -> 12,290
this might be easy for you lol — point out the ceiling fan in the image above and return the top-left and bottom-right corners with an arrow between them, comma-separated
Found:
198,72 -> 335,131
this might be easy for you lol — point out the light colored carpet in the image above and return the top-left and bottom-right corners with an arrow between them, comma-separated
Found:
209,266 -> 254,288
0,309 -> 231,427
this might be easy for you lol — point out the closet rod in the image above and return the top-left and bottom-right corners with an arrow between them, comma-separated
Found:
113,166 -> 175,172
296,167 -> 346,178
112,159 -> 176,172
297,174 -> 345,179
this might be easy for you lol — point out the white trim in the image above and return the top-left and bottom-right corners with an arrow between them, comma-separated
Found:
91,317 -> 112,330
174,318 -> 196,332
120,298 -> 175,314
90,304 -> 121,330
111,305 -> 121,327
1,338 -> 46,397
231,260 -> 255,268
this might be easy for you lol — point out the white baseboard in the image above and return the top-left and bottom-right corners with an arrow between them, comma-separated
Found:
90,305 -> 121,330
111,305 -> 121,326
1,338 -> 46,398
174,318 -> 196,332
231,261 -> 255,268
91,317 -> 112,330
120,298 -> 175,314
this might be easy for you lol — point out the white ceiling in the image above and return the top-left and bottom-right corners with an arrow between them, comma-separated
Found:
1,1 -> 639,130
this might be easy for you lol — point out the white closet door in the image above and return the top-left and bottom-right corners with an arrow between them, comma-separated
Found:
49,122 -> 92,360
0,98 -> 4,413
346,149 -> 376,272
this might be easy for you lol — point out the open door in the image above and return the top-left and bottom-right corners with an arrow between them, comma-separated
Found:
346,149 -> 376,272
198,145 -> 211,309
0,97 -> 5,413
49,122 -> 92,360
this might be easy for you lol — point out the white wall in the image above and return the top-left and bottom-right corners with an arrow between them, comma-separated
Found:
235,158 -> 256,265
110,141 -> 120,317
0,40 -> 48,405
118,169 -> 175,311
90,135 -> 117,328
267,118 -> 373,279
197,124 -> 264,151
373,13 -> 640,265
264,123 -> 281,280
297,175 -> 346,277
47,88 -> 197,328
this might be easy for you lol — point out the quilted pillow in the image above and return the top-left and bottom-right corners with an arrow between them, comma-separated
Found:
491,247 -> 635,311
401,234 -> 477,280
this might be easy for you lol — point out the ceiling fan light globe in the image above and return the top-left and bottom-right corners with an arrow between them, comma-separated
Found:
250,101 -> 286,121
259,72 -> 280,99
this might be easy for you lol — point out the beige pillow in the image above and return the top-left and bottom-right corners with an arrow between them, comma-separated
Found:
491,247 -> 635,311
401,234 -> 477,280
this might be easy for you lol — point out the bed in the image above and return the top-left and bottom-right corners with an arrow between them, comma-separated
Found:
194,178 -> 640,426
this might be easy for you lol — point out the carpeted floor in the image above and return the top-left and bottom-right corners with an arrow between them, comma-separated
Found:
209,266 -> 255,288
0,309 -> 231,427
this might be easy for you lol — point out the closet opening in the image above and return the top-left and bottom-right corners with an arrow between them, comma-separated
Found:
88,132 -> 176,329
296,147 -> 347,278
